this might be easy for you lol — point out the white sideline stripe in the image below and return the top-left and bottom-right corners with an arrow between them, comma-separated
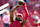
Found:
0,3 -> 9,10
0,9 -> 7,14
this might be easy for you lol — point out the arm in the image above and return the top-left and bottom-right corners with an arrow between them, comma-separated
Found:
10,6 -> 19,22
22,19 -> 26,27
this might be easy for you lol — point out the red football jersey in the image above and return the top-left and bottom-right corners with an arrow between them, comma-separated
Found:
10,21 -> 22,27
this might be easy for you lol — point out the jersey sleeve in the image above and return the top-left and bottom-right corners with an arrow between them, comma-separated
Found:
23,2 -> 28,20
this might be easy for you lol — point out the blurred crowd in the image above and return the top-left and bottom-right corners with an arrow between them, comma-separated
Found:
0,0 -> 40,27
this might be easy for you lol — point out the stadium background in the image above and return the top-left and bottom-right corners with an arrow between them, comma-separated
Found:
0,0 -> 40,27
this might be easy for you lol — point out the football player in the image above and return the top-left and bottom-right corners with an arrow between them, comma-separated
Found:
10,0 -> 28,27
